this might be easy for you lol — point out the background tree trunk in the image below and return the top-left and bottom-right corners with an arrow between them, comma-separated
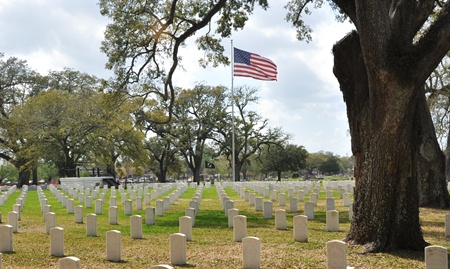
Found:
333,31 -> 427,252
32,167 -> 38,185
415,89 -> 450,208
106,163 -> 117,179
445,124 -> 450,183
234,159 -> 242,181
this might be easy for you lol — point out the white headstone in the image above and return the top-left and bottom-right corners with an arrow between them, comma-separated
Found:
163,197 -> 170,210
327,190 -> 333,199
279,193 -> 286,206
293,215 -> 308,242
255,197 -> 263,211
326,240 -> 347,269
124,199 -> 132,216
130,215 -> 143,239
106,230 -> 121,262
233,215 -> 247,242
136,196 -> 143,210
7,211 -> 18,233
144,193 -> 151,205
225,200 -> 234,217
179,216 -> 192,241
310,193 -> 317,206
249,193 -> 256,206
270,190 -> 277,201
326,198 -> 335,211
170,233 -> 186,265
85,196 -> 92,208
290,198 -> 298,213
275,209 -> 286,230
67,199 -> 74,214
58,256 -> 81,269
95,199 -> 103,215
228,208 -> 239,228
86,214 -> 97,236
304,202 -> 314,220
425,245 -> 448,269
13,204 -> 21,220
50,227 -> 64,257
110,196 -> 116,207
146,207 -> 156,225
45,212 -> 56,234
343,193 -> 351,207
109,206 -> 118,225
298,190 -> 305,202
74,205 -> 83,224
0,225 -> 13,252
156,200 -> 164,216
242,236 -> 260,269
263,201 -> 273,218
326,210 -> 339,232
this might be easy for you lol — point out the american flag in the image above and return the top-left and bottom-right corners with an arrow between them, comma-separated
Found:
233,47 -> 277,81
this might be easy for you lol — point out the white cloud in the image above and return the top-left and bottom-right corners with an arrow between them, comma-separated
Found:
0,0 -> 353,156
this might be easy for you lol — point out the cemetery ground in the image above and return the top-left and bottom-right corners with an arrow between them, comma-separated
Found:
0,183 -> 449,268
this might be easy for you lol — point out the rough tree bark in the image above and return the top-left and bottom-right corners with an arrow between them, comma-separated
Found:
333,31 -> 427,252
330,0 -> 450,252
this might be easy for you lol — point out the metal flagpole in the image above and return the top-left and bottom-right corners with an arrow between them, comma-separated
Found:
231,40 -> 236,182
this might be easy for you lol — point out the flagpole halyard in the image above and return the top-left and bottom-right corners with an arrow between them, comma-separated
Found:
231,39 -> 236,182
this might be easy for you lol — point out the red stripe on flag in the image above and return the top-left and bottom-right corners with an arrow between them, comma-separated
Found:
233,48 -> 277,81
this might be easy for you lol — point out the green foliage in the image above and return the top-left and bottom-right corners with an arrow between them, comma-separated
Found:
0,54 -> 45,182
318,153 -> 340,175
0,163 -> 18,182
305,151 -> 349,177
291,171 -> 300,178
13,89 -> 102,176
258,143 -> 308,180
37,163 -> 58,182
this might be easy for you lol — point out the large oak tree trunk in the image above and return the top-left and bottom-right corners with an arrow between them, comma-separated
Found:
333,31 -> 427,252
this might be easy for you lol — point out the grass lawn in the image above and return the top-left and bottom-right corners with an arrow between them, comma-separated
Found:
0,183 -> 449,268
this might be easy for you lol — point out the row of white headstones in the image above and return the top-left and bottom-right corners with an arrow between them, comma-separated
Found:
0,181 -> 449,269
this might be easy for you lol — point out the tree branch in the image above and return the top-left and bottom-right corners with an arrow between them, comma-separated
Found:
415,0 -> 437,32
332,0 -> 356,24
165,0 -> 227,120
414,2 -> 450,85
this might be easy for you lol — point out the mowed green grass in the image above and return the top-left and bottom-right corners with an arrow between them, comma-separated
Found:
0,184 -> 448,269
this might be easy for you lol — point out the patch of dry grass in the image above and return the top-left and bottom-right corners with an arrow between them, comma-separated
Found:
0,184 -> 448,268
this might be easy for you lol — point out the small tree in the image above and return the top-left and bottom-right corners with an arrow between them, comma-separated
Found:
258,144 -> 308,181
318,153 -> 340,175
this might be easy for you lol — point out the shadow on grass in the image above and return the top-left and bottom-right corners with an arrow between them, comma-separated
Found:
0,251 -> 16,255
366,249 -> 425,263
194,210 -> 228,229
175,263 -> 196,268
194,209 -> 277,229
420,220 -> 445,228
104,259 -> 129,264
